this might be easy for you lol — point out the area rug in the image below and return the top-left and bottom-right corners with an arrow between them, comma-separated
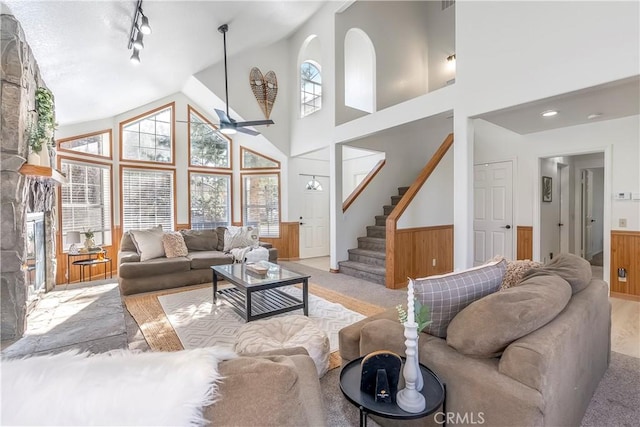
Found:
124,283 -> 385,369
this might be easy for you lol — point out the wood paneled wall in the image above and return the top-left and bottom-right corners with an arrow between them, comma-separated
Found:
517,226 -> 533,260
260,222 -> 300,261
387,225 -> 453,289
610,230 -> 640,297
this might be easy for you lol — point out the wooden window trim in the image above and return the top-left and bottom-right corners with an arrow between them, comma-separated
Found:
240,171 -> 281,237
56,129 -> 113,160
119,102 -> 176,166
240,146 -> 281,170
187,170 -> 234,229
187,105 -> 232,170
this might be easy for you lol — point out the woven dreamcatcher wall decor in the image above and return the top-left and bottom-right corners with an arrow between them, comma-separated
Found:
250,67 -> 278,122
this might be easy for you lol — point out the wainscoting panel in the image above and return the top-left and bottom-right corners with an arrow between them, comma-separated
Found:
517,226 -> 533,260
260,222 -> 300,261
391,225 -> 453,288
610,230 -> 640,297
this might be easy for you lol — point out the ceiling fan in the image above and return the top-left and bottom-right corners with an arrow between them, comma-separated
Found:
214,24 -> 274,136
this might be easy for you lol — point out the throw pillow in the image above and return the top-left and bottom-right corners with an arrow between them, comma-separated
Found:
180,229 -> 218,251
1,347 -> 236,426
224,226 -> 259,251
163,232 -> 188,258
130,225 -> 165,261
414,259 -> 507,338
501,259 -> 543,290
521,253 -> 592,294
446,274 -> 572,357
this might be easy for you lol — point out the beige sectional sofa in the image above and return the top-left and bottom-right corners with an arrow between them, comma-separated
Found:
118,227 -> 277,295
339,254 -> 610,426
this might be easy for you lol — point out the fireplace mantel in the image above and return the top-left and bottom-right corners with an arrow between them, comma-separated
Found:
19,164 -> 67,185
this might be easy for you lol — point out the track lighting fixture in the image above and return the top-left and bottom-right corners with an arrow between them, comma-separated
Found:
127,0 -> 151,64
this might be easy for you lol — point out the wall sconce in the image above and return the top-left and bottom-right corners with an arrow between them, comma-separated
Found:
128,0 -> 152,64
447,53 -> 456,71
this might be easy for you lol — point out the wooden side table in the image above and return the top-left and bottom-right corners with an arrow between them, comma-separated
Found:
72,258 -> 113,282
67,250 -> 109,283
340,356 -> 446,427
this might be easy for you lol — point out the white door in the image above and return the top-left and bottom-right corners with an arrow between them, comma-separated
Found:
581,169 -> 594,259
473,161 -> 514,264
299,176 -> 330,259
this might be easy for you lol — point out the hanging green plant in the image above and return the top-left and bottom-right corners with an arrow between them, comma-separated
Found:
35,87 -> 56,147
26,119 -> 45,153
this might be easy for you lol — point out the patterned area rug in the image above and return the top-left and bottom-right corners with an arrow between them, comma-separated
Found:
124,283 -> 385,369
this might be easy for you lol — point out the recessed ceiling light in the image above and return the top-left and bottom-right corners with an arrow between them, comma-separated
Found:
587,113 -> 603,120
541,110 -> 558,117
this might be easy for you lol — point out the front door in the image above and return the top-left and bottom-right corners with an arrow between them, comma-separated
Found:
473,161 -> 514,264
299,175 -> 330,259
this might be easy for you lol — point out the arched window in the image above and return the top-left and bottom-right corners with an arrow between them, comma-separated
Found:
301,61 -> 322,117
344,28 -> 376,113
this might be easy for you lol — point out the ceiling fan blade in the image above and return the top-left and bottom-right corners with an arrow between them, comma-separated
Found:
235,119 -> 274,127
215,108 -> 231,124
236,127 -> 260,136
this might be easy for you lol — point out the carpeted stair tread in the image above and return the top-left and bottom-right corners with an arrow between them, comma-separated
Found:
375,215 -> 388,226
357,236 -> 386,251
391,195 -> 402,205
366,225 -> 386,238
348,248 -> 386,267
383,205 -> 395,215
348,248 -> 386,258
338,261 -> 386,285
398,186 -> 410,195
339,261 -> 386,274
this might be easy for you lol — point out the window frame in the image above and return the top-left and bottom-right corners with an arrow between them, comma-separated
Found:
187,171 -> 233,230
240,147 -> 281,170
187,105 -> 232,170
119,102 -> 176,166
300,60 -> 322,118
119,165 -> 177,232
240,172 -> 281,238
56,129 -> 113,160
57,155 -> 114,251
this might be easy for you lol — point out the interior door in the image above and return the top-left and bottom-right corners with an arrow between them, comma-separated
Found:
581,169 -> 594,259
473,161 -> 514,264
299,176 -> 330,259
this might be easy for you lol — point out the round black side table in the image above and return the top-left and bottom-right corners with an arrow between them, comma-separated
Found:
339,356 -> 446,427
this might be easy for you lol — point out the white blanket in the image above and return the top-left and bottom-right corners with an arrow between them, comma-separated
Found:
229,246 -> 269,263
1,347 -> 235,426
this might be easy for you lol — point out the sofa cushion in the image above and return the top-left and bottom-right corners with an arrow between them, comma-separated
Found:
447,274 -> 572,357
224,226 -> 259,251
180,229 -> 218,252
118,256 -> 191,279
187,251 -> 234,269
120,232 -> 138,252
522,253 -> 592,294
501,259 -> 543,290
215,227 -> 227,251
414,259 -> 507,338
130,225 -> 165,261
163,232 -> 188,258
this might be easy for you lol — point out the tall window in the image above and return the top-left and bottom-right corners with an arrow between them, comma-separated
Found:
301,61 -> 322,117
190,172 -> 231,229
242,173 -> 280,238
344,28 -> 376,113
122,168 -> 175,231
121,103 -> 174,164
188,106 -> 231,168
60,160 -> 112,249
58,130 -> 111,158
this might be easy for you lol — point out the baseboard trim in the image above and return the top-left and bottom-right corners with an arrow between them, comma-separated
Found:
329,268 -> 340,273
610,291 -> 640,302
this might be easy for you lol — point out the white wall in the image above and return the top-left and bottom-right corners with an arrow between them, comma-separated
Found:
539,157 -> 561,263
425,0 -> 456,91
397,148 -> 454,229
342,146 -> 385,201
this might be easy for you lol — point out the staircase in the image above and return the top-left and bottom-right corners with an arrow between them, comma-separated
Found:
338,186 -> 409,285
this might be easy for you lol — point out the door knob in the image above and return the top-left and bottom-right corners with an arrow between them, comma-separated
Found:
501,225 -> 512,229
299,222 -> 305,225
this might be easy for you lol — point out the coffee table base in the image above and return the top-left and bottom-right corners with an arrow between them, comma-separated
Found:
217,286 -> 307,322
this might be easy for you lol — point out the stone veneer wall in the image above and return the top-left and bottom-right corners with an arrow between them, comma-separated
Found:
1,13 -> 57,340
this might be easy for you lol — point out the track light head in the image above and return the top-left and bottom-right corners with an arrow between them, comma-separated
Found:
140,15 -> 152,34
132,31 -> 144,50
130,48 -> 141,65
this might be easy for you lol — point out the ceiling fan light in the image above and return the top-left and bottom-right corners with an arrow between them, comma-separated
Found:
140,15 -> 152,34
219,127 -> 236,135
130,48 -> 141,65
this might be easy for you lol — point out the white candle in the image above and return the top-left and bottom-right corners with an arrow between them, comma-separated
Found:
407,278 -> 415,326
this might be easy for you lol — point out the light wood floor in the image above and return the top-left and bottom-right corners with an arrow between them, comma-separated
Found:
293,257 -> 639,359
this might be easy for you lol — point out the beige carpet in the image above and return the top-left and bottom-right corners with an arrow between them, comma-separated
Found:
124,283 -> 385,369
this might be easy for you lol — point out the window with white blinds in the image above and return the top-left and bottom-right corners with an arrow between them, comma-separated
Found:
121,105 -> 173,164
60,160 -> 112,249
242,173 -> 280,237
122,168 -> 174,231
190,172 -> 231,229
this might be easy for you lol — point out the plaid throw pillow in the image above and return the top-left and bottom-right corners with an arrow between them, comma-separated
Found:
414,259 -> 507,338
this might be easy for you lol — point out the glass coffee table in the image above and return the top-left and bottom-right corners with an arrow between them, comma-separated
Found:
211,261 -> 310,322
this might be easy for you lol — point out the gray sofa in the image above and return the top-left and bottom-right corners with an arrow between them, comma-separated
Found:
339,254 -> 610,426
118,227 -> 277,296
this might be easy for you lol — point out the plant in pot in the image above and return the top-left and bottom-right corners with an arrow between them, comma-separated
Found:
83,230 -> 95,250
26,120 -> 44,165
34,87 -> 57,167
